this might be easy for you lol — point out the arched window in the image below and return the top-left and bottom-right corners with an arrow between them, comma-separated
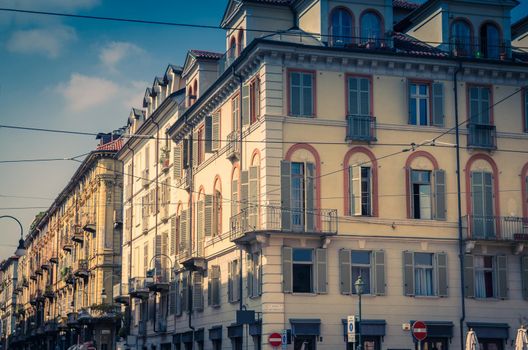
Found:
344,147 -> 378,217
330,8 -> 353,47
229,37 -> 237,59
231,165 -> 240,217
187,86 -> 194,107
360,11 -> 382,47
237,30 -> 244,55
451,20 -> 472,56
480,22 -> 500,59
213,176 -> 222,237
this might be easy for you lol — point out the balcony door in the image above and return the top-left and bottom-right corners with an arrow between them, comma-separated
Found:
471,171 -> 495,238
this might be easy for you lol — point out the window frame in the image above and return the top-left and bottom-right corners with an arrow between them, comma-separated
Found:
292,248 -> 314,293
410,169 -> 433,220
474,255 -> 496,299
329,6 -> 354,47
197,125 -> 205,165
359,9 -> 385,47
249,76 -> 261,124
450,18 -> 474,56
479,21 -> 502,59
348,165 -> 373,217
231,93 -> 240,132
287,69 -> 316,117
408,80 -> 432,126
413,252 -> 435,296
345,74 -> 373,117
351,250 -> 372,295
467,84 -> 494,125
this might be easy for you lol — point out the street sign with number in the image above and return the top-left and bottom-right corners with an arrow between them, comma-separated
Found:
347,315 -> 356,342
412,321 -> 428,341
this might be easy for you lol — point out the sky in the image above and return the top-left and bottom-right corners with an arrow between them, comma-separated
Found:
0,0 -> 527,260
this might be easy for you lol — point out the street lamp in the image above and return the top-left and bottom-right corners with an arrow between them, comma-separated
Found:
354,275 -> 365,350
0,216 -> 26,257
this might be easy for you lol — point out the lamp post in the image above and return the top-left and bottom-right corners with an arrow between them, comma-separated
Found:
354,275 -> 365,350
0,216 -> 26,257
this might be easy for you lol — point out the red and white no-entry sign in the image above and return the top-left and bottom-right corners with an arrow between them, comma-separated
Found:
268,332 -> 283,347
412,321 -> 428,341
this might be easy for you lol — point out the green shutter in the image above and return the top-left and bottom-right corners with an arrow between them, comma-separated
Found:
305,162 -> 315,231
434,169 -> 447,220
154,234 -> 162,272
204,194 -> 214,237
240,170 -> 249,212
374,250 -> 385,296
197,200 -> 204,251
249,166 -> 259,229
207,270 -> 212,306
282,247 -> 293,293
247,253 -> 254,298
350,165 -> 362,216
205,115 -> 213,153
192,130 -> 198,168
182,272 -> 188,312
170,217 -> 177,256
212,265 -> 221,306
339,249 -> 351,295
403,251 -> 415,296
192,271 -> 204,311
496,255 -> 508,299
521,256 -> 528,300
316,248 -> 327,294
173,145 -> 182,180
348,77 -> 358,115
227,261 -> 233,302
231,178 -> 238,218
407,80 -> 413,124
242,83 -> 250,127
180,210 -> 188,253
281,161 -> 292,231
464,254 -> 475,298
436,252 -> 448,297
212,112 -> 220,151
432,82 -> 445,127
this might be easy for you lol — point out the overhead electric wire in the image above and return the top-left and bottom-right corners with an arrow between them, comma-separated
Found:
0,7 -> 527,50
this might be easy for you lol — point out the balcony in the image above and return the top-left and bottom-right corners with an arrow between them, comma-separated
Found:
44,286 -> 55,300
62,241 -> 73,252
142,217 -> 150,234
129,277 -> 150,299
230,206 -> 338,242
160,157 -> 170,173
449,35 -> 507,59
71,227 -> 84,243
146,270 -> 170,293
179,246 -> 206,271
142,169 -> 150,188
329,27 -> 391,50
183,167 -> 192,191
35,267 -> 43,276
463,215 -> 528,242
467,123 -> 496,150
73,259 -> 89,279
161,203 -> 169,222
113,283 -> 130,305
225,131 -> 240,161
83,215 -> 96,234
346,115 -> 377,142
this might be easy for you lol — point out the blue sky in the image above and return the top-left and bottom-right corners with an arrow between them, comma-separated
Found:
0,0 -> 526,260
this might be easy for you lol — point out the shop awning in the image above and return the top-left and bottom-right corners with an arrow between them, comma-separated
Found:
228,324 -> 243,338
209,326 -> 222,341
410,321 -> 454,338
290,319 -> 321,336
467,322 -> 509,340
342,319 -> 386,337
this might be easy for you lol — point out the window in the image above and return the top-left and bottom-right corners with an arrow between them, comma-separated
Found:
348,166 -> 372,216
330,8 -> 352,46
248,252 -> 262,298
228,259 -> 240,303
414,253 -> 434,296
213,190 -> 222,237
291,162 -> 305,227
409,83 -> 430,126
229,37 -> 236,59
283,247 -> 327,294
289,71 -> 314,117
360,11 -> 382,47
475,256 -> 495,298
351,251 -> 371,294
250,78 -> 260,124
410,170 -> 432,219
403,252 -> 448,297
480,23 -> 500,59
232,95 -> 240,131
348,76 -> 371,116
468,86 -> 491,124
208,265 -> 221,307
451,20 -> 472,56
470,171 -> 494,238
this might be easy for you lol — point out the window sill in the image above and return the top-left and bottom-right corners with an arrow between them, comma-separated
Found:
412,295 -> 441,299
470,297 -> 503,301
290,292 -> 318,296
287,114 -> 315,118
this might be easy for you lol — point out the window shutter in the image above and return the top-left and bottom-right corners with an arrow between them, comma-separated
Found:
240,170 -> 249,212
207,270 -> 212,306
403,251 -> 415,296
205,116 -> 213,153
350,165 -> 362,216
436,252 -> 448,297
257,253 -> 262,296
464,254 -> 475,298
173,145 -> 182,180
180,210 -> 188,253
192,271 -> 204,311
204,194 -> 214,237
169,280 -> 176,315
170,217 -> 177,256
231,178 -> 238,218
282,247 -> 293,293
242,83 -> 250,127
521,256 -> 528,300
305,162 -> 316,231
248,165 -> 259,229
212,265 -> 221,307
192,130 -> 198,168
434,169 -> 447,220
339,249 -> 351,295
227,261 -> 233,302
212,112 -> 220,151
183,139 -> 189,169
432,82 -> 445,127
196,200 -> 205,255
182,272 -> 189,312
247,254 -> 254,297
234,260 -> 240,302
496,255 -> 508,299
406,167 -> 413,219
175,276 -> 182,316
316,248 -> 327,294
373,250 -> 385,296
348,77 -> 358,115
407,80 -> 413,124
280,161 -> 292,231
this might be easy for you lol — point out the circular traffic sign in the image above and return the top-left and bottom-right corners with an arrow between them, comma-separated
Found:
268,332 -> 283,347
412,321 -> 428,341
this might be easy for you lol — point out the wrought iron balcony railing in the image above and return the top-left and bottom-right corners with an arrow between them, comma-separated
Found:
467,123 -> 497,150
449,35 -> 508,59
225,131 -> 240,161
73,259 -> 89,279
113,282 -> 129,304
463,215 -> 528,241
129,277 -> 150,299
346,115 -> 376,142
230,206 -> 338,241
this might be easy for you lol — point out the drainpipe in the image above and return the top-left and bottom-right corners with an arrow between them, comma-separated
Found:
188,127 -> 195,333
124,141 -> 135,338
151,119 -> 161,334
454,61 -> 466,350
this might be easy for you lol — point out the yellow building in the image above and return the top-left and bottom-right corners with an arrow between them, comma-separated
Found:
12,136 -> 124,350
119,1 -> 528,349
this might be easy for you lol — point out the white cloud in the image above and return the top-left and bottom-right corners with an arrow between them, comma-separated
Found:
99,41 -> 145,70
5,25 -> 76,58
56,74 -> 119,112
122,80 -> 149,109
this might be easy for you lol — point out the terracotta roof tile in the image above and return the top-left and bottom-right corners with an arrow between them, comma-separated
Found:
393,0 -> 421,10
189,49 -> 224,60
393,32 -> 448,57
96,138 -> 124,151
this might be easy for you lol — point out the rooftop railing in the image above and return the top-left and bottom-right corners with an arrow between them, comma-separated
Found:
463,215 -> 528,241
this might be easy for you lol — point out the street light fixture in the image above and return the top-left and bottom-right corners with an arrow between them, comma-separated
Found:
0,216 -> 26,257
354,275 -> 365,350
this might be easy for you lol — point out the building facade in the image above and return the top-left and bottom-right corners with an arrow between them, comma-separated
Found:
117,0 -> 528,349
9,137 -> 124,350
0,256 -> 19,350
